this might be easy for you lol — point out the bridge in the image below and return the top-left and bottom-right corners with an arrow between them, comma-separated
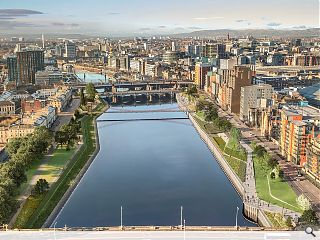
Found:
104,89 -> 180,97
70,81 -> 194,92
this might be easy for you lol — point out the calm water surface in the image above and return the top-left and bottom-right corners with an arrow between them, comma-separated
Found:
55,103 -> 255,227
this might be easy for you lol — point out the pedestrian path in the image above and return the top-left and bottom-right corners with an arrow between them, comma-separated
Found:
241,140 -> 300,222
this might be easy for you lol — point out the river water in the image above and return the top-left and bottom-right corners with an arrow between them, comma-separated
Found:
54,103 -> 255,227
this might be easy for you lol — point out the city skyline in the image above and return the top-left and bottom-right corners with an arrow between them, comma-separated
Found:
0,0 -> 319,36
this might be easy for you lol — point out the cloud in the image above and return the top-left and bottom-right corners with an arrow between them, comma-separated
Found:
192,16 -> 224,20
0,20 -> 43,29
292,25 -> 307,29
51,22 -> 79,27
158,25 -> 166,29
174,27 -> 186,31
236,19 -> 246,23
267,22 -> 282,27
188,26 -> 202,30
0,9 -> 43,19
139,27 -> 151,31
108,12 -> 120,15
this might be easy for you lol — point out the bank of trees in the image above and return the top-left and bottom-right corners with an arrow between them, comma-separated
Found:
80,83 -> 97,107
0,127 -> 52,224
196,99 -> 232,132
55,120 -> 80,150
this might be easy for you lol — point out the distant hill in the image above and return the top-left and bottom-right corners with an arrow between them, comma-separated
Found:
172,28 -> 320,39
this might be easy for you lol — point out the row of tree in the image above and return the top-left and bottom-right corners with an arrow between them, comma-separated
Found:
0,127 -> 52,224
80,83 -> 97,106
55,120 -> 81,150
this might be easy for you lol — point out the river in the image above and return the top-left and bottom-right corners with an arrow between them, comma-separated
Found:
54,103 -> 255,227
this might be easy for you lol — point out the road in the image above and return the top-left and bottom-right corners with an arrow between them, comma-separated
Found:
51,98 -> 80,132
0,230 -> 319,240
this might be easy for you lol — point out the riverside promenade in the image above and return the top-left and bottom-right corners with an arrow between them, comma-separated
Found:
176,94 -> 300,227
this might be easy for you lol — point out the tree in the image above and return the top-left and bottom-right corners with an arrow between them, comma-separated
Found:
268,157 -> 278,169
227,127 -> 241,150
5,138 -> 24,157
55,130 -> 67,148
285,216 -> 293,227
253,145 -> 267,158
0,186 -> 17,224
80,88 -> 86,106
1,161 -> 27,186
186,85 -> 197,96
204,106 -> 218,122
32,179 -> 49,195
270,172 -> 276,179
300,209 -> 318,224
85,83 -> 96,102
297,194 -> 311,211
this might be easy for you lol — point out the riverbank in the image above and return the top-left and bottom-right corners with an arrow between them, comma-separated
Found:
42,101 -> 108,228
176,94 -> 272,227
11,100 -> 108,229
177,93 -> 306,228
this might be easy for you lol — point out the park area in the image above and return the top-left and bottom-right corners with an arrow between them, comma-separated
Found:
253,156 -> 302,213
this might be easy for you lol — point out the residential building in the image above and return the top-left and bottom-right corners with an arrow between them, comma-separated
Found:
306,136 -> 320,181
0,124 -> 34,145
240,84 -> 273,122
65,41 -> 76,59
195,62 -> 212,89
7,56 -> 18,82
16,47 -> 44,85
0,101 -> 16,115
280,109 -> 314,166
216,65 -> 253,114
35,70 -> 63,86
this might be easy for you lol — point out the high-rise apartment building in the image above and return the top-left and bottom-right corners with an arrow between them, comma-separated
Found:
216,65 -> 253,114
16,47 -> 44,85
7,56 -> 18,82
280,110 -> 313,166
202,43 -> 226,59
65,41 -> 76,59
195,62 -> 212,89
306,137 -> 320,180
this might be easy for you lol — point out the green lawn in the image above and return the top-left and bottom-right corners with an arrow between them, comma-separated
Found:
253,157 -> 302,213
194,114 -> 221,134
18,158 -> 42,194
38,148 -> 75,184
22,115 -> 96,228
196,111 -> 205,120
212,136 -> 226,149
13,147 -> 75,228
13,195 -> 44,229
224,155 -> 246,182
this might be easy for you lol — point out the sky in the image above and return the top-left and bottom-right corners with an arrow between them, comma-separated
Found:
0,0 -> 319,36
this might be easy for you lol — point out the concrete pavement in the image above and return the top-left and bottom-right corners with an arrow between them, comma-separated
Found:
0,230 -> 319,240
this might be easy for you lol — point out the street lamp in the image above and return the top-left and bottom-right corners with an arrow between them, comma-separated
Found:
53,221 -> 58,240
120,206 -> 123,229
183,219 -> 186,240
180,206 -> 183,229
235,206 -> 239,229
